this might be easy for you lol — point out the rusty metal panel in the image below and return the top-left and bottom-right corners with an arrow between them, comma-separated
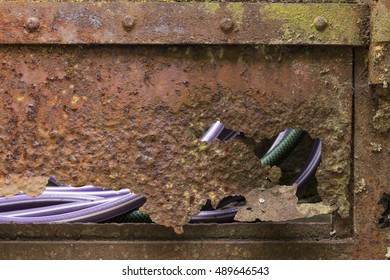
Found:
0,48 -> 387,260
353,48 -> 390,259
0,2 -> 369,45
0,0 -> 386,260
0,45 -> 352,229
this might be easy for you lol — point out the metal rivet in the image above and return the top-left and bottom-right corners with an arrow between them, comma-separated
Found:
122,17 -> 135,31
25,17 -> 40,32
220,18 -> 234,33
313,16 -> 328,31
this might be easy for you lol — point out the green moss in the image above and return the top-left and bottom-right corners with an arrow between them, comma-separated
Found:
372,3 -> 390,42
226,2 -> 244,27
262,3 -> 365,45
198,143 -> 208,152
203,2 -> 220,16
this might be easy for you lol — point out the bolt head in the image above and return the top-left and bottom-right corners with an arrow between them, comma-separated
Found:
25,17 -> 40,32
220,18 -> 234,33
313,16 -> 328,31
122,17 -> 135,31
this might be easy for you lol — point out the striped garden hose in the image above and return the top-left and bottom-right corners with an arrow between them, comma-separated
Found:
260,129 -> 306,166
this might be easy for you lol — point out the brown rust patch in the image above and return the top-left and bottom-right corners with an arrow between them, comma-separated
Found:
0,45 -> 352,228
353,48 -> 389,259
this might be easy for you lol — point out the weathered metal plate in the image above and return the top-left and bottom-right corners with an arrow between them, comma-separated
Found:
353,48 -> 390,260
0,2 -> 369,45
0,49 -> 387,260
0,45 -> 352,229
235,185 -> 336,222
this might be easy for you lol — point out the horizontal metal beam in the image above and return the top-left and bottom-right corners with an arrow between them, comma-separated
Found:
0,2 -> 369,45
0,222 -> 332,241
0,239 -> 354,260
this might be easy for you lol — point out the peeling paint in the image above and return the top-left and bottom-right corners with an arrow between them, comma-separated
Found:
235,185 -> 337,222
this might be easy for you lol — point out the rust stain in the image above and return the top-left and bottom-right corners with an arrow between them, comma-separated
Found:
17,63 -> 48,86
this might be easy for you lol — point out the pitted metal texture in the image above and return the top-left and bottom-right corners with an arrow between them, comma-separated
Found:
0,45 -> 352,228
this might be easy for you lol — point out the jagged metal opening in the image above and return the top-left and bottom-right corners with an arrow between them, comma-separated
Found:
205,125 -> 323,205
252,131 -> 322,204
378,193 -> 390,228
189,123 -> 326,224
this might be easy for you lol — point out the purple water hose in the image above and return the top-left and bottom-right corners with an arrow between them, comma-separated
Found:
293,139 -> 322,192
200,121 -> 225,142
0,193 -> 145,223
3,200 -> 108,217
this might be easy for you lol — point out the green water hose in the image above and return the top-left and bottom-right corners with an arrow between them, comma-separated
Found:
261,129 -> 305,166
107,129 -> 306,223
103,210 -> 152,223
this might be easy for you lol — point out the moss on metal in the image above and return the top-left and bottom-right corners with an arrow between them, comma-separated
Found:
262,3 -> 368,45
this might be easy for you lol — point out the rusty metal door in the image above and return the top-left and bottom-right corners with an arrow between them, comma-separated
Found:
0,0 -> 388,259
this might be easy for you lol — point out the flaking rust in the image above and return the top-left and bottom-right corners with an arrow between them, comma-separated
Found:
0,45 -> 352,229
235,185 -> 337,222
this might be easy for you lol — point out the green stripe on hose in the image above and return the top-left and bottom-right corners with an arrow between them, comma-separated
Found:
104,210 -> 152,223
261,129 -> 306,166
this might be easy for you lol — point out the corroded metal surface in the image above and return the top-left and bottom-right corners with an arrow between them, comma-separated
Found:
0,2 -> 369,45
0,45 -> 352,229
0,239 -> 354,260
0,222 -> 333,241
369,1 -> 390,85
0,48 -> 387,260
353,48 -> 390,259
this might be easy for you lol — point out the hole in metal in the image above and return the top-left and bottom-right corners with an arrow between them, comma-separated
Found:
378,193 -> 390,228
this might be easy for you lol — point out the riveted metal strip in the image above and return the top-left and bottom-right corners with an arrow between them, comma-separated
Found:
0,2 -> 369,45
